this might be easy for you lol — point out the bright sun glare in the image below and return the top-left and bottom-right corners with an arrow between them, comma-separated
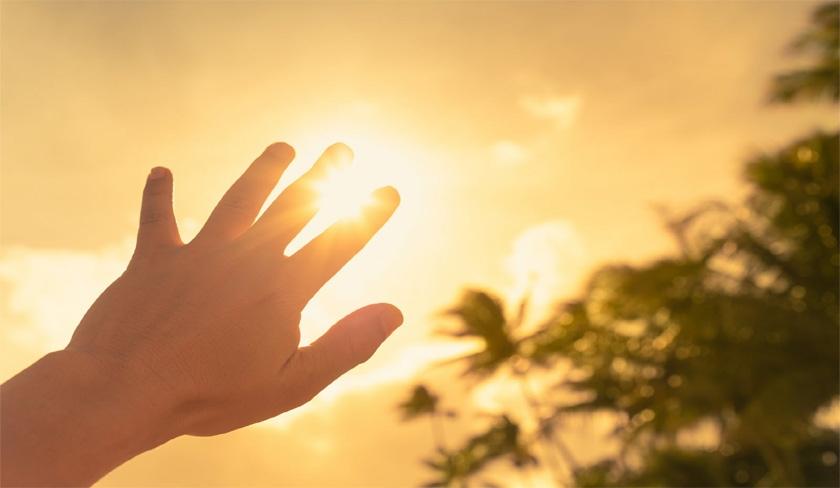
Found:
313,166 -> 377,221
278,112 -> 433,256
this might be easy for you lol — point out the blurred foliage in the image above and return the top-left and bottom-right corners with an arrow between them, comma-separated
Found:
575,430 -> 839,488
421,416 -> 538,488
399,385 -> 442,421
398,384 -> 457,454
399,4 -> 839,487
438,290 -> 521,378
769,3 -> 839,103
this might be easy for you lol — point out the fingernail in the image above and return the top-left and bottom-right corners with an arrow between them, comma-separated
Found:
379,305 -> 404,333
148,167 -> 169,180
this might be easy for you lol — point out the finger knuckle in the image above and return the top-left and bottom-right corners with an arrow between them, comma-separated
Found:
220,195 -> 255,215
140,210 -> 165,225
346,335 -> 376,366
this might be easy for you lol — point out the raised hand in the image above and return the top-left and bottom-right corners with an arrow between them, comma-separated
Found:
1,142 -> 403,486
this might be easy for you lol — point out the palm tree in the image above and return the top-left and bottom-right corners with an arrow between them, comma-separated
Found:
398,384 -> 452,453
437,290 -> 577,484
437,290 -> 519,378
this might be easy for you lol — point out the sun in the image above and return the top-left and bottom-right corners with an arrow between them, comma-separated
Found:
278,119 -> 430,256
313,165 -> 377,221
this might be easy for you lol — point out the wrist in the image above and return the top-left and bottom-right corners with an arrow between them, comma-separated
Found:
52,348 -> 183,447
1,350 -> 180,486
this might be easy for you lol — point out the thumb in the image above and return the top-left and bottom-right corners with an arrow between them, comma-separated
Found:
280,303 -> 403,408
136,167 -> 182,255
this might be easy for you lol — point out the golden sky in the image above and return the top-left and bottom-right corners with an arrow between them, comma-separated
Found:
1,1 -> 838,485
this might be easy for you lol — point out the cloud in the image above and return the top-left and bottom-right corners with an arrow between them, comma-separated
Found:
489,139 -> 529,166
519,94 -> 581,129
504,220 -> 589,319
0,221 -> 203,353
0,242 -> 132,351
486,95 -> 580,169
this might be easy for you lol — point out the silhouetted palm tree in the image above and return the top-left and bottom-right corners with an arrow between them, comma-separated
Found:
399,384 -> 453,452
438,290 -> 577,484
438,290 -> 520,378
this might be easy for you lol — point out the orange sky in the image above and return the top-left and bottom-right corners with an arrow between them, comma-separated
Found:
1,2 -> 837,485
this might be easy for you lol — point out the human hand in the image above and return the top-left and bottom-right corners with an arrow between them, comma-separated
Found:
1,142 -> 404,487
68,142 -> 402,437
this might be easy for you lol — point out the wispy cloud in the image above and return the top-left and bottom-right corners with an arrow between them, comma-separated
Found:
486,93 -> 580,168
519,94 -> 581,130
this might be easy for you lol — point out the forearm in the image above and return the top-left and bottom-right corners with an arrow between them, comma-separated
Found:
1,350 -> 174,487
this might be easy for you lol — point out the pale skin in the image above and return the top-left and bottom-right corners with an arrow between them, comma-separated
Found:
0,142 -> 403,487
